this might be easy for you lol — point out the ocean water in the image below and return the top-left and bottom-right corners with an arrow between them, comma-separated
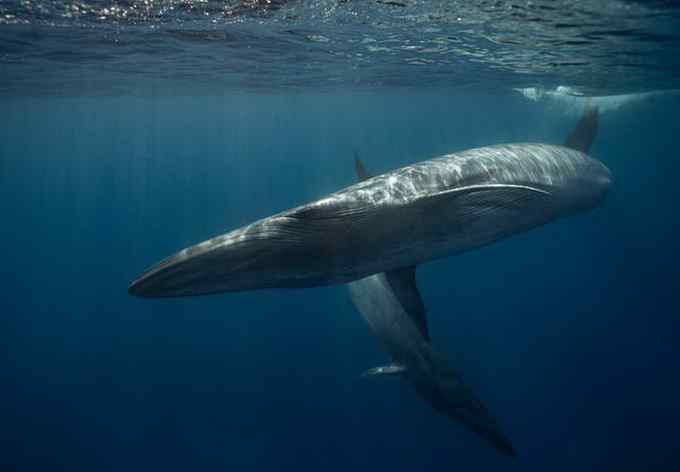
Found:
2,1 -> 680,471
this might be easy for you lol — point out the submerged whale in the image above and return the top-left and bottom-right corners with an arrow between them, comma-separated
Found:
129,109 -> 609,297
129,108 -> 609,457
344,109 -> 603,457
347,155 -> 517,457
349,271 -> 517,456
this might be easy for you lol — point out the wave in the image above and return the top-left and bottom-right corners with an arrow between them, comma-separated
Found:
1,1 -> 679,95
514,85 -> 679,114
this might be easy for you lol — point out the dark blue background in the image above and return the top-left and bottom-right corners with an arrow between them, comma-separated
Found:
1,89 -> 679,470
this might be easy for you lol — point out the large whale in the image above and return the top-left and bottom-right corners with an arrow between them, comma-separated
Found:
129,109 -> 609,457
344,110 -> 603,458
349,270 -> 517,457
129,108 -> 609,297
347,156 -> 517,456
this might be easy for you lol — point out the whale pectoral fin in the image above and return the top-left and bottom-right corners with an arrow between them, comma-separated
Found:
424,184 -> 553,222
362,364 -> 407,377
354,152 -> 371,181
384,266 -> 430,341
564,105 -> 599,154
461,185 -> 554,228
424,348 -> 518,458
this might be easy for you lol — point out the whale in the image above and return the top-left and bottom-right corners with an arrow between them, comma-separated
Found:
129,108 -> 609,297
348,271 -> 517,457
129,108 -> 609,457
347,157 -> 517,457
343,109 -> 604,457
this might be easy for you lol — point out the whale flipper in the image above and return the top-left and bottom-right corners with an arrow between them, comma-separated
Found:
362,364 -> 407,377
385,266 -> 429,340
423,348 -> 518,458
565,105 -> 599,153
420,184 -> 555,232
353,155 -> 429,340
349,153 -> 516,456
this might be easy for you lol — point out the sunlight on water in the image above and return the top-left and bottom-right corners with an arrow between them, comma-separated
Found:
1,1 -> 679,94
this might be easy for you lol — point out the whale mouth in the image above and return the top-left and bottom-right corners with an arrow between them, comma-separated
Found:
128,257 -> 197,298
128,260 -> 228,298
128,271 -> 170,298
127,277 -> 148,297
128,241 -> 223,298
128,224 -> 284,297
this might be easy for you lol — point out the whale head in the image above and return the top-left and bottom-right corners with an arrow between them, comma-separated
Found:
128,215 -> 336,297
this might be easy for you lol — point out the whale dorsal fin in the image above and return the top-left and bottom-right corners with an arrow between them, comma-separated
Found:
352,155 -> 429,341
564,105 -> 599,154
385,266 -> 430,341
354,152 -> 371,181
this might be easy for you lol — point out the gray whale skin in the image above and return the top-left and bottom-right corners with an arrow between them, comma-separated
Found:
129,145 -> 610,297
348,270 -> 518,457
129,109 -> 610,458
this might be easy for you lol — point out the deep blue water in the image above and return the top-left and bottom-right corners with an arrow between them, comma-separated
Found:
2,2 -> 680,471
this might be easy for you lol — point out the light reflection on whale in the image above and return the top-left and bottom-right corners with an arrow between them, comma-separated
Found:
129,110 -> 608,297
129,107 -> 609,457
